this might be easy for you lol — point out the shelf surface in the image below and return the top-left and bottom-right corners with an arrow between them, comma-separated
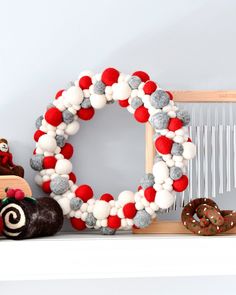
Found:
1,233 -> 236,281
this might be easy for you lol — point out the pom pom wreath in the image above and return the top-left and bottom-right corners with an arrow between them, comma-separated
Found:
132,71 -> 150,82
143,81 -> 157,94
100,193 -> 114,202
75,184 -> 93,202
168,118 -> 183,132
173,175 -> 188,192
55,89 -> 64,99
118,99 -> 129,107
45,108 -> 63,127
134,106 -> 150,123
123,203 -> 137,219
34,130 -> 45,142
155,190 -> 174,209
69,172 -> 77,183
77,107 -> 95,120
144,187 -> 156,202
155,136 -> 173,154
70,217 -> 86,231
42,181 -> 52,193
60,143 -> 73,159
79,76 -> 92,90
32,68 -> 196,234
43,156 -> 57,169
140,173 -> 155,189
101,68 -> 119,86
107,215 -> 121,229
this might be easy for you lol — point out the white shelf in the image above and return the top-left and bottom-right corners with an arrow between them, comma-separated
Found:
0,233 -> 235,281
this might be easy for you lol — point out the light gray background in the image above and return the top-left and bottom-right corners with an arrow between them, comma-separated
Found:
1,1 -> 236,293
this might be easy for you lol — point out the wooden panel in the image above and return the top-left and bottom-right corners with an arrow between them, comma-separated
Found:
145,123 -> 155,173
171,90 -> 236,102
0,176 -> 32,199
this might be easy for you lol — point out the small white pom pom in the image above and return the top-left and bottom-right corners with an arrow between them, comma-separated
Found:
90,94 -> 107,109
58,197 -> 71,215
65,121 -> 80,135
118,191 -> 134,206
64,86 -> 83,106
55,159 -> 72,175
93,200 -> 110,220
182,142 -> 196,160
153,161 -> 169,182
155,190 -> 174,209
113,82 -> 131,100
38,134 -> 57,152
35,174 -> 43,186
174,135 -> 184,143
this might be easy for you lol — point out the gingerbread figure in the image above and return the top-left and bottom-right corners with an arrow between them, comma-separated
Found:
0,138 -> 24,178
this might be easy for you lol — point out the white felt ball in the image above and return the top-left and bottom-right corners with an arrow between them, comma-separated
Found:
54,159 -> 72,175
168,111 -> 176,118
110,207 -> 118,216
64,86 -> 83,106
118,190 -> 134,206
152,161 -> 169,182
35,174 -> 43,186
182,142 -> 196,160
174,135 -> 184,143
65,121 -> 80,135
38,134 -> 57,152
90,94 -> 107,109
135,201 -> 144,210
113,81 -> 131,100
155,190 -> 174,209
58,197 -> 71,215
93,200 -> 110,220
101,219 -> 108,227
127,106 -> 135,114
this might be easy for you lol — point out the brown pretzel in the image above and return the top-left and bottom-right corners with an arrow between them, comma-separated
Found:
181,198 -> 236,236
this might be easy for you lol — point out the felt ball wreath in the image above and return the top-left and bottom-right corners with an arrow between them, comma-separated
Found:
31,68 -> 196,234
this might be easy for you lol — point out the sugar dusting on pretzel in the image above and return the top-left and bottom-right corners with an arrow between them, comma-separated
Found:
181,198 -> 236,236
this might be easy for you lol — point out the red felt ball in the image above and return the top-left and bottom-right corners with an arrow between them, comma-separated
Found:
173,175 -> 189,192
132,71 -> 150,82
43,156 -> 57,169
144,187 -> 156,202
155,136 -> 173,154
75,184 -> 93,202
100,193 -> 114,202
33,149 -> 37,154
70,217 -> 86,231
168,118 -> 183,132
60,143 -> 74,159
0,217 -> 3,235
69,172 -> 77,183
45,107 -> 63,127
187,138 -> 192,142
77,107 -> 95,120
166,91 -> 173,100
143,81 -> 157,94
134,106 -> 150,123
101,68 -> 119,86
123,203 -> 137,219
118,99 -> 129,108
137,185 -> 142,191
34,130 -> 45,142
108,215 -> 121,229
42,181 -> 52,193
55,89 -> 64,99
79,76 -> 92,90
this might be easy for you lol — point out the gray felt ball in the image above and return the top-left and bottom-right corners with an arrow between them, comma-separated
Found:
140,173 -> 155,189
85,213 -> 97,227
170,166 -> 183,180
35,115 -> 43,129
150,112 -> 169,130
100,227 -> 116,235
62,110 -> 74,124
171,143 -> 184,156
133,210 -> 152,228
81,98 -> 91,109
176,110 -> 190,126
50,176 -> 69,195
106,99 -> 115,104
94,81 -> 106,94
131,96 -> 143,109
154,154 -> 163,163
56,135 -> 66,148
70,197 -> 83,210
128,76 -> 142,90
30,154 -> 44,171
150,90 -> 170,109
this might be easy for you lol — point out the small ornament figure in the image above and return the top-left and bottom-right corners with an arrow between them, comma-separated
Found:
0,138 -> 24,177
